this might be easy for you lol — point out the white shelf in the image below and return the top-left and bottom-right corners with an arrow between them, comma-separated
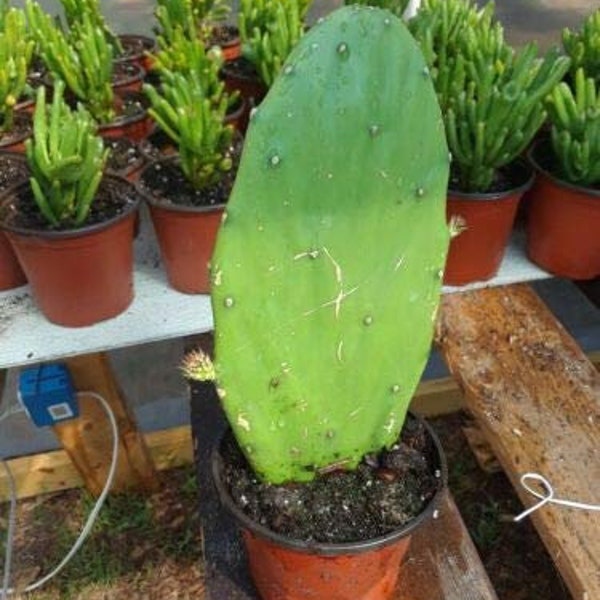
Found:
0,216 -> 550,370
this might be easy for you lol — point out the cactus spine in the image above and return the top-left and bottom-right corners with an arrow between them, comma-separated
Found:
211,6 -> 450,484
546,68 -> 600,186
25,80 -> 108,227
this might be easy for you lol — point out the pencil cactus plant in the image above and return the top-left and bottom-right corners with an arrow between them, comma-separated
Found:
144,70 -> 234,189
562,9 -> 600,82
545,67 -> 600,186
344,0 -> 410,19
209,6 -> 450,484
0,6 -> 34,134
26,0 -> 115,123
239,0 -> 309,87
25,80 -> 109,227
410,0 -> 570,192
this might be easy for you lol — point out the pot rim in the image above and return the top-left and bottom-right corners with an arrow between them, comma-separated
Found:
212,411 -> 448,557
137,156 -> 229,214
0,174 -> 140,239
112,61 -> 146,87
220,56 -> 263,84
528,138 -> 600,199
448,158 -> 534,201
99,91 -> 149,131
114,33 -> 157,63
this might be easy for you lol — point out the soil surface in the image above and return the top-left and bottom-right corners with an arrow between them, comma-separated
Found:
449,158 -> 533,195
221,56 -> 261,82
112,62 -> 144,88
105,137 -> 145,177
1,176 -> 138,231
209,24 -> 240,48
0,154 -> 29,192
219,415 -> 442,543
116,34 -> 156,62
0,113 -> 32,149
138,135 -> 242,208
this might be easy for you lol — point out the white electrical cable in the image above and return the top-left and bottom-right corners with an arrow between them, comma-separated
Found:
1,461 -> 16,600
514,472 -> 600,522
0,391 -> 119,596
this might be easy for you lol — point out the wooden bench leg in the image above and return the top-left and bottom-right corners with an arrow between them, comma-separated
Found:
52,352 -> 158,496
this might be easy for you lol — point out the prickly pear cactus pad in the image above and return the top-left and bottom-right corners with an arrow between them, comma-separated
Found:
211,5 -> 450,484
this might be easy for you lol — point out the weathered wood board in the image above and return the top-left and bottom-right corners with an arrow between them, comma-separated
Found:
438,283 -> 600,600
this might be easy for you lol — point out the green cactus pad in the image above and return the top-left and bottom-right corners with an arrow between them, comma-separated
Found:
211,5 -> 449,483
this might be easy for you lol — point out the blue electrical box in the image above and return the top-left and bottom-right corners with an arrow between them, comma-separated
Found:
18,363 -> 78,427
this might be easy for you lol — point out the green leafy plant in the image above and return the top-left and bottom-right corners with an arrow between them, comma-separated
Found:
410,0 -> 570,192
26,0 -> 115,123
0,6 -> 34,134
206,6 -> 450,484
25,80 -> 109,227
239,0 -> 309,86
562,9 -> 600,82
545,68 -> 600,186
144,69 -> 234,190
344,0 -> 410,18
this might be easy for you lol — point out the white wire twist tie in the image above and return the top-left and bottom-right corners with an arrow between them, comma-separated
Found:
514,472 -> 600,522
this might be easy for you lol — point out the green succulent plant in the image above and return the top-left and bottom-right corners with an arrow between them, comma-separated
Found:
0,7 -> 34,134
410,0 -> 570,192
144,69 -> 234,190
59,0 -> 123,55
545,68 -> 600,186
239,0 -> 309,87
25,80 -> 109,227
210,6 -> 450,484
562,9 -> 600,83
26,0 -> 115,124
344,0 -> 410,18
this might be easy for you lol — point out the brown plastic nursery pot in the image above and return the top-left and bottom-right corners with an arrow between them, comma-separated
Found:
99,92 -> 152,142
111,62 -> 146,95
145,199 -> 224,294
443,161 -> 534,286
115,34 -> 157,73
0,112 -> 32,154
0,176 -> 139,327
212,416 -> 447,600
0,231 -> 27,290
526,141 -> 600,280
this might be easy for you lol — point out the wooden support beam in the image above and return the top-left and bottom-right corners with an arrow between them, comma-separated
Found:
52,352 -> 158,496
437,284 -> 600,600
395,491 -> 498,600
0,425 -> 192,502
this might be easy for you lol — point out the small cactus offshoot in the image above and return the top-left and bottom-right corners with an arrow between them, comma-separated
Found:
180,349 -> 216,381
25,80 -> 109,227
144,70 -> 234,189
0,7 -> 34,134
546,68 -> 600,186
239,0 -> 308,87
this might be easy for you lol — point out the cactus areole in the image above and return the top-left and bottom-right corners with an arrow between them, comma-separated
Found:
211,6 -> 450,484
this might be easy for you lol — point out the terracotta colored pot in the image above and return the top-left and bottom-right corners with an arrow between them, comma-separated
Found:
99,92 -> 152,142
212,416 -> 446,600
444,161 -> 534,286
224,96 -> 247,133
210,25 -> 241,62
0,152 -> 30,290
0,231 -> 27,290
112,62 -> 145,95
526,141 -> 600,280
221,58 -> 267,133
115,34 -> 157,73
0,176 -> 139,327
144,195 -> 224,295
0,112 -> 32,154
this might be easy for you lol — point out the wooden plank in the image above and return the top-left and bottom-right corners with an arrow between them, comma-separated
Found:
411,377 -> 465,416
395,491 -> 498,600
52,352 -> 158,496
437,283 -> 600,600
0,425 -> 193,502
